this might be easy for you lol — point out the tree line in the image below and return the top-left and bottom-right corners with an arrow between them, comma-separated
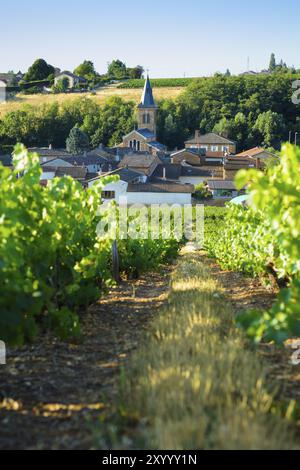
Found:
1,73 -> 300,153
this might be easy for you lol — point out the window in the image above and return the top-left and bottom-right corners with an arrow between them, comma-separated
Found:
129,140 -> 133,148
102,191 -> 116,200
222,146 -> 229,152
143,113 -> 150,124
211,145 -> 218,152
137,141 -> 140,151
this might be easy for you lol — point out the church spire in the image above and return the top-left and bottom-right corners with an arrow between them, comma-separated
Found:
138,75 -> 157,108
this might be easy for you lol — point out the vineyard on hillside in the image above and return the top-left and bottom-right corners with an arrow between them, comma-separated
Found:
118,78 -> 197,88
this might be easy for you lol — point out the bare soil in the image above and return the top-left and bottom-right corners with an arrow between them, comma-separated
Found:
0,267 -> 172,450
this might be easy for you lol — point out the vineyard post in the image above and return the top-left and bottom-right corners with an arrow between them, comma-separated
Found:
112,240 -> 120,283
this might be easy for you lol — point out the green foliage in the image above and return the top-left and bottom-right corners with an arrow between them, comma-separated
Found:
108,60 -> 127,79
118,78 -> 196,88
0,97 -> 135,149
66,125 -> 90,154
2,74 -> 300,151
194,183 -> 212,200
156,73 -> 300,150
0,146 -> 183,346
52,77 -> 70,93
74,60 -> 97,81
82,96 -> 136,147
269,53 -> 276,72
23,59 -> 55,82
207,145 -> 300,344
253,110 -> 285,148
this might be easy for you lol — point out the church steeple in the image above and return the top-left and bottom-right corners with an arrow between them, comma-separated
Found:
137,75 -> 158,136
138,75 -> 157,108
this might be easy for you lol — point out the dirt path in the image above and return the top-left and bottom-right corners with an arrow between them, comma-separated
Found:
0,267 -> 172,450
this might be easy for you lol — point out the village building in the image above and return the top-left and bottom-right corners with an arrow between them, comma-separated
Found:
0,79 -> 7,103
121,76 -> 167,156
206,180 -> 245,199
235,147 -> 277,167
170,148 -> 206,166
185,131 -> 236,158
54,71 -> 88,89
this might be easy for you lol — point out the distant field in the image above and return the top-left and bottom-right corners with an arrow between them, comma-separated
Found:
0,85 -> 184,117
118,77 -> 198,88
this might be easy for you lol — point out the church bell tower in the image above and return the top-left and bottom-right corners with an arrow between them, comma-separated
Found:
137,75 -> 158,136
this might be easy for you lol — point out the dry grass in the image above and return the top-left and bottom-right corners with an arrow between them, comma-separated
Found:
0,85 -> 184,117
112,250 -> 298,450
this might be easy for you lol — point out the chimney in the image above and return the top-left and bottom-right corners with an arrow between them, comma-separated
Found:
162,167 -> 167,180
195,130 -> 201,140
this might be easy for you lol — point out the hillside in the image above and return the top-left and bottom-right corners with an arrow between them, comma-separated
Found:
0,84 -> 184,117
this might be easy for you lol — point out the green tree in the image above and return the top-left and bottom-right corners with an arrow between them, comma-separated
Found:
83,96 -> 135,147
254,111 -> 285,147
74,60 -> 96,80
127,66 -> 144,79
66,126 -> 90,154
213,117 -> 234,139
53,77 -> 70,93
269,53 -> 276,72
23,59 -> 55,82
163,114 -> 177,149
107,60 -> 127,79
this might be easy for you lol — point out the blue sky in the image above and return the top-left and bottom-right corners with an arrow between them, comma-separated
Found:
1,0 -> 299,77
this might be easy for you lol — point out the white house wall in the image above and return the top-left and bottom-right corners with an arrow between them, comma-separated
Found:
88,179 -> 128,203
179,176 -> 206,185
41,171 -> 56,180
125,192 -> 192,205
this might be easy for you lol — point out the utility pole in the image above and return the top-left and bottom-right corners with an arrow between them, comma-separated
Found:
295,132 -> 299,146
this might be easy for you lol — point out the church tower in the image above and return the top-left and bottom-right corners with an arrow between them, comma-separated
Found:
137,76 -> 158,137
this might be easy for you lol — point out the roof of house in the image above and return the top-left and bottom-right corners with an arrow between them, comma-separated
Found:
119,154 -> 158,169
29,147 -> 71,158
181,166 -> 213,177
207,180 -> 237,190
127,182 -> 194,193
123,128 -> 156,141
224,156 -> 256,170
185,132 -> 235,145
55,71 -> 87,83
147,141 -> 167,151
152,164 -> 182,180
152,163 -> 213,181
171,148 -> 206,157
86,167 -> 142,184
43,166 -> 87,179
235,147 -> 275,158
138,76 -> 157,109
54,153 -> 108,166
